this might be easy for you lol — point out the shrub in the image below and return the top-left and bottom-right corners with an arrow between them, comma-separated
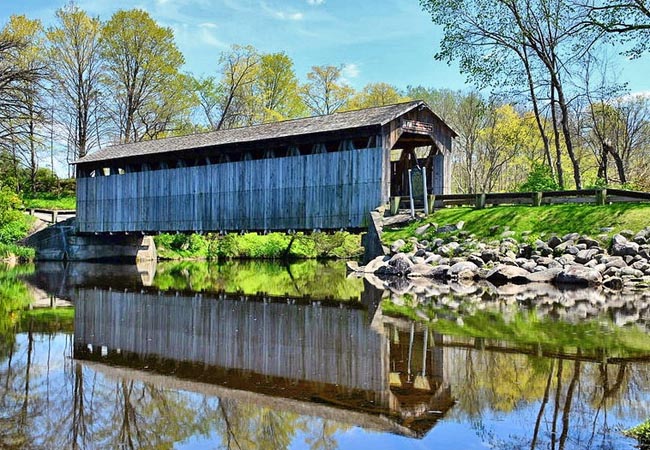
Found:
624,419 -> 650,449
518,163 -> 559,192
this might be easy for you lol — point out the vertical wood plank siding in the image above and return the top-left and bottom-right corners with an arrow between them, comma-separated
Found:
76,147 -> 385,233
74,288 -> 387,392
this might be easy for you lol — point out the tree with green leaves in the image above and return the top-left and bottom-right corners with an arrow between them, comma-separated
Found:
345,82 -> 408,110
300,65 -> 354,115
100,9 -> 188,143
1,15 -> 47,191
47,4 -> 104,160
256,52 -> 305,122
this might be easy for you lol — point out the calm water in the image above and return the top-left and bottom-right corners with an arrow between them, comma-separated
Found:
1,260 -> 650,449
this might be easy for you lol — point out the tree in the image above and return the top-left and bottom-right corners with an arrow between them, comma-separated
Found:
1,15 -> 47,191
47,4 -> 104,160
586,0 -> 650,57
420,0 -> 594,189
345,82 -> 408,110
213,44 -> 260,130
100,9 -> 187,143
256,52 -> 305,122
300,65 -> 354,115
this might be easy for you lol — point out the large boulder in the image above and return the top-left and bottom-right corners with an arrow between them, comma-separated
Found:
448,261 -> 479,280
485,265 -> 531,285
556,265 -> 603,286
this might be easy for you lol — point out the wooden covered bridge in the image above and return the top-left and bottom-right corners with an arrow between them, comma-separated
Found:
74,100 -> 456,234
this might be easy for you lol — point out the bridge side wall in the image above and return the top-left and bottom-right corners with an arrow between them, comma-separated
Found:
76,147 -> 385,233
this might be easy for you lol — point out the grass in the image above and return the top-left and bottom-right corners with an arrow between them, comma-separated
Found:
382,203 -> 650,244
19,307 -> 75,332
22,193 -> 76,210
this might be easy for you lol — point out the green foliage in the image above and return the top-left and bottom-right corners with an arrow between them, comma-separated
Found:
156,231 -> 362,260
0,188 -> 32,253
518,163 -> 559,192
0,264 -> 35,352
22,193 -> 76,210
625,419 -> 650,448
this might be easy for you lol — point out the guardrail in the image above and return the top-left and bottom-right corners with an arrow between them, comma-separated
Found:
25,208 -> 76,224
389,188 -> 650,214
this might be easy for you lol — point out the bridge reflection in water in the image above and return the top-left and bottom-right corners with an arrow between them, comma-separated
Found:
71,281 -> 453,438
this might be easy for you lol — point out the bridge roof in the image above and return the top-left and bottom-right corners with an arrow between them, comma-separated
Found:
75,100 -> 452,165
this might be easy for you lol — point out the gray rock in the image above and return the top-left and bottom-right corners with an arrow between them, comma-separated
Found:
578,237 -> 600,248
619,229 -> 635,238
501,230 -> 516,238
620,267 -> 644,278
600,227 -> 614,232
407,263 -> 437,278
566,246 -> 580,256
612,234 -> 628,246
527,268 -> 563,282
456,220 -> 465,230
485,265 -> 532,284
547,236 -> 562,248
448,261 -> 479,280
563,232 -> 580,242
556,265 -> 603,286
375,265 -> 402,277
611,241 -> 639,257
424,254 -> 443,265
425,264 -> 451,280
437,224 -> 458,233
364,255 -> 390,273
414,223 -> 431,236
604,256 -> 627,269
468,254 -> 485,268
481,249 -> 500,263
575,248 -> 600,264
390,239 -> 406,253
346,261 -> 361,272
388,253 -> 413,273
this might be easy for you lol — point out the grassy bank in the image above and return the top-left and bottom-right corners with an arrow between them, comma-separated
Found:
0,189 -> 35,261
155,231 -> 363,260
22,193 -> 76,210
382,203 -> 650,244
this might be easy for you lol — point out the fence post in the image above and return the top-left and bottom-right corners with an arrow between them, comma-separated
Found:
389,197 -> 401,216
532,192 -> 543,207
52,210 -> 58,223
427,194 -> 436,215
596,188 -> 607,206
475,193 -> 486,209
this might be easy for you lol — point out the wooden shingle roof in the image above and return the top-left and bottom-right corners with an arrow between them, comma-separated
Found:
76,100 -> 445,165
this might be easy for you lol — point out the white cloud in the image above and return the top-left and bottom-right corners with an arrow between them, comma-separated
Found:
261,2 -> 304,21
341,63 -> 360,79
199,22 -> 218,29
307,0 -> 325,5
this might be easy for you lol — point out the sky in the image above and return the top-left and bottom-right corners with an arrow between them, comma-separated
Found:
1,0 -> 649,94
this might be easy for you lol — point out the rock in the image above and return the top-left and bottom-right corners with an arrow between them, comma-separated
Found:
553,240 -> 575,255
556,265 -> 603,286
517,244 -> 533,259
390,239 -> 406,253
437,224 -> 458,233
563,232 -> 580,242
448,261 -> 479,280
407,263 -> 437,278
456,221 -> 465,230
566,246 -> 580,256
600,227 -> 614,233
485,265 -> 532,285
375,265 -> 402,277
612,234 -> 628,245
364,255 -> 390,273
578,237 -> 600,248
501,230 -> 516,238
468,254 -> 485,268
603,276 -> 624,290
388,253 -> 413,273
604,256 -> 627,269
527,268 -> 563,282
620,267 -> 644,278
424,264 -> 451,280
611,240 -> 639,257
439,242 -> 460,256
414,223 -> 431,236
575,248 -> 600,264
481,249 -> 500,263
619,229 -> 635,238
424,254 -> 443,265
547,236 -> 562,248
346,261 -> 361,272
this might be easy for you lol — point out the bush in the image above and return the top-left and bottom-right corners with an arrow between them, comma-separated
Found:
624,419 -> 650,449
518,163 -> 559,192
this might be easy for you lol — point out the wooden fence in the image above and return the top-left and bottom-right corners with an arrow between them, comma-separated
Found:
25,208 -> 76,223
391,188 -> 650,213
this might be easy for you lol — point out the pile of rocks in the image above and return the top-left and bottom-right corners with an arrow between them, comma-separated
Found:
350,225 -> 650,292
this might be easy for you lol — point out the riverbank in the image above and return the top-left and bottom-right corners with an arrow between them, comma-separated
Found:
350,203 -> 650,295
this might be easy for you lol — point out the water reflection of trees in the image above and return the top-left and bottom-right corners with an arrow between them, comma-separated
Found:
0,331 -> 349,449
444,342 -> 650,449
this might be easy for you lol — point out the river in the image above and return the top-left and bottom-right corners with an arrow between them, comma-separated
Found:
1,260 -> 649,449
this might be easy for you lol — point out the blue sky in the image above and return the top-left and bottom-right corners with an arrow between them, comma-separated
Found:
1,0 -> 650,94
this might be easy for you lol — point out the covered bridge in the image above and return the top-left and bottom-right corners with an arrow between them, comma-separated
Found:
74,100 -> 456,234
